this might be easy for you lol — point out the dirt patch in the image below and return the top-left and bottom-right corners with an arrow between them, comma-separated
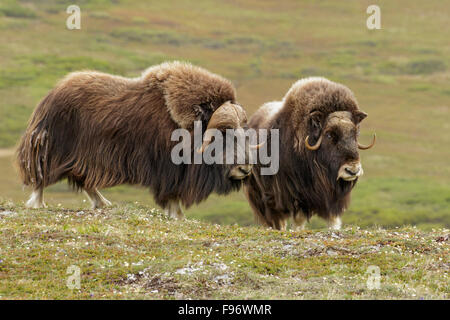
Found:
119,268 -> 180,295
143,275 -> 180,293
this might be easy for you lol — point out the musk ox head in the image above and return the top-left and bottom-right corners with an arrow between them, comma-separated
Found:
197,101 -> 258,182
157,62 -> 258,190
304,110 -> 375,183
289,78 -> 375,188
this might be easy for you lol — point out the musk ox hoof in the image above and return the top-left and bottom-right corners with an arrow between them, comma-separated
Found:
84,189 -> 112,210
25,189 -> 46,209
165,200 -> 184,220
25,201 -> 47,209
328,216 -> 342,230
165,209 -> 185,220
91,199 -> 112,210
293,214 -> 307,231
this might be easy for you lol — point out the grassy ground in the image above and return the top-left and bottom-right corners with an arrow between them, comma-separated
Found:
0,201 -> 448,299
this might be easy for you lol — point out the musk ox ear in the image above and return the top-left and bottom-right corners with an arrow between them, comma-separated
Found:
307,110 -> 324,139
193,102 -> 214,124
353,110 -> 367,124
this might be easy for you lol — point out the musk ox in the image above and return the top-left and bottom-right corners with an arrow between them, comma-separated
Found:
16,61 -> 254,218
243,77 -> 375,230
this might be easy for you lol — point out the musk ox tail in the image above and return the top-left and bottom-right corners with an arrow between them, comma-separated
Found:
16,93 -> 55,189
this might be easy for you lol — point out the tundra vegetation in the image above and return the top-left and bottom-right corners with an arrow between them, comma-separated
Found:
0,0 -> 448,299
0,201 -> 448,299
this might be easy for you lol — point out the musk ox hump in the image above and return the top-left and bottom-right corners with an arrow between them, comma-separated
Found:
283,77 -> 360,129
248,100 -> 283,130
143,61 -> 237,130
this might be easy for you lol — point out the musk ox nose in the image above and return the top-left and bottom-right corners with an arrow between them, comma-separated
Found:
338,162 -> 363,181
229,164 -> 253,180
345,167 -> 359,176
238,164 -> 252,175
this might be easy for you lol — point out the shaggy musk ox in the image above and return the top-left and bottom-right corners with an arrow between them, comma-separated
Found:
244,77 -> 375,230
16,61 -> 254,218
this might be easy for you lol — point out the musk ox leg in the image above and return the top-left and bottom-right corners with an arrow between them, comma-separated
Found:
293,213 -> 307,231
25,187 -> 46,209
84,188 -> 112,209
327,216 -> 342,230
271,215 -> 288,231
164,200 -> 184,220
279,219 -> 287,231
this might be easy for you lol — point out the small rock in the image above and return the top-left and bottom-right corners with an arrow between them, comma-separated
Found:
436,234 -> 449,242
214,274 -> 232,284
213,263 -> 229,271
327,249 -> 338,256
0,210 -> 17,217
331,232 -> 341,239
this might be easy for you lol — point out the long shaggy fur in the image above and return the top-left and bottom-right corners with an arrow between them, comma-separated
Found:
244,77 -> 364,229
16,61 -> 241,208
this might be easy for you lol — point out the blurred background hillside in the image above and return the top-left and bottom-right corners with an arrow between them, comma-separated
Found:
0,0 -> 448,229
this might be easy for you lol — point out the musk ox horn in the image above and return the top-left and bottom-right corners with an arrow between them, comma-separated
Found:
304,135 -> 323,151
197,101 -> 246,153
197,130 -> 215,153
358,133 -> 376,150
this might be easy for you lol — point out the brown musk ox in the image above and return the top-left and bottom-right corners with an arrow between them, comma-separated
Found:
243,77 -> 375,230
16,61 -> 254,218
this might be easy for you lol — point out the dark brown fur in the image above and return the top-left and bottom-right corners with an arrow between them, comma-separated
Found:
16,61 -> 245,208
244,78 -> 369,229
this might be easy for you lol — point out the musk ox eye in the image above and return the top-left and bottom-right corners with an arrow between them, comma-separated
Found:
326,132 -> 335,140
326,131 -> 340,143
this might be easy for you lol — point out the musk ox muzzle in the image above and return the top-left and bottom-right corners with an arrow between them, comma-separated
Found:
337,161 -> 363,181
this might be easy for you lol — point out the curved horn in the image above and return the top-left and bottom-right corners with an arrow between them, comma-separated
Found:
197,101 -> 245,153
197,130 -> 215,153
305,135 -> 322,151
358,133 -> 376,150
